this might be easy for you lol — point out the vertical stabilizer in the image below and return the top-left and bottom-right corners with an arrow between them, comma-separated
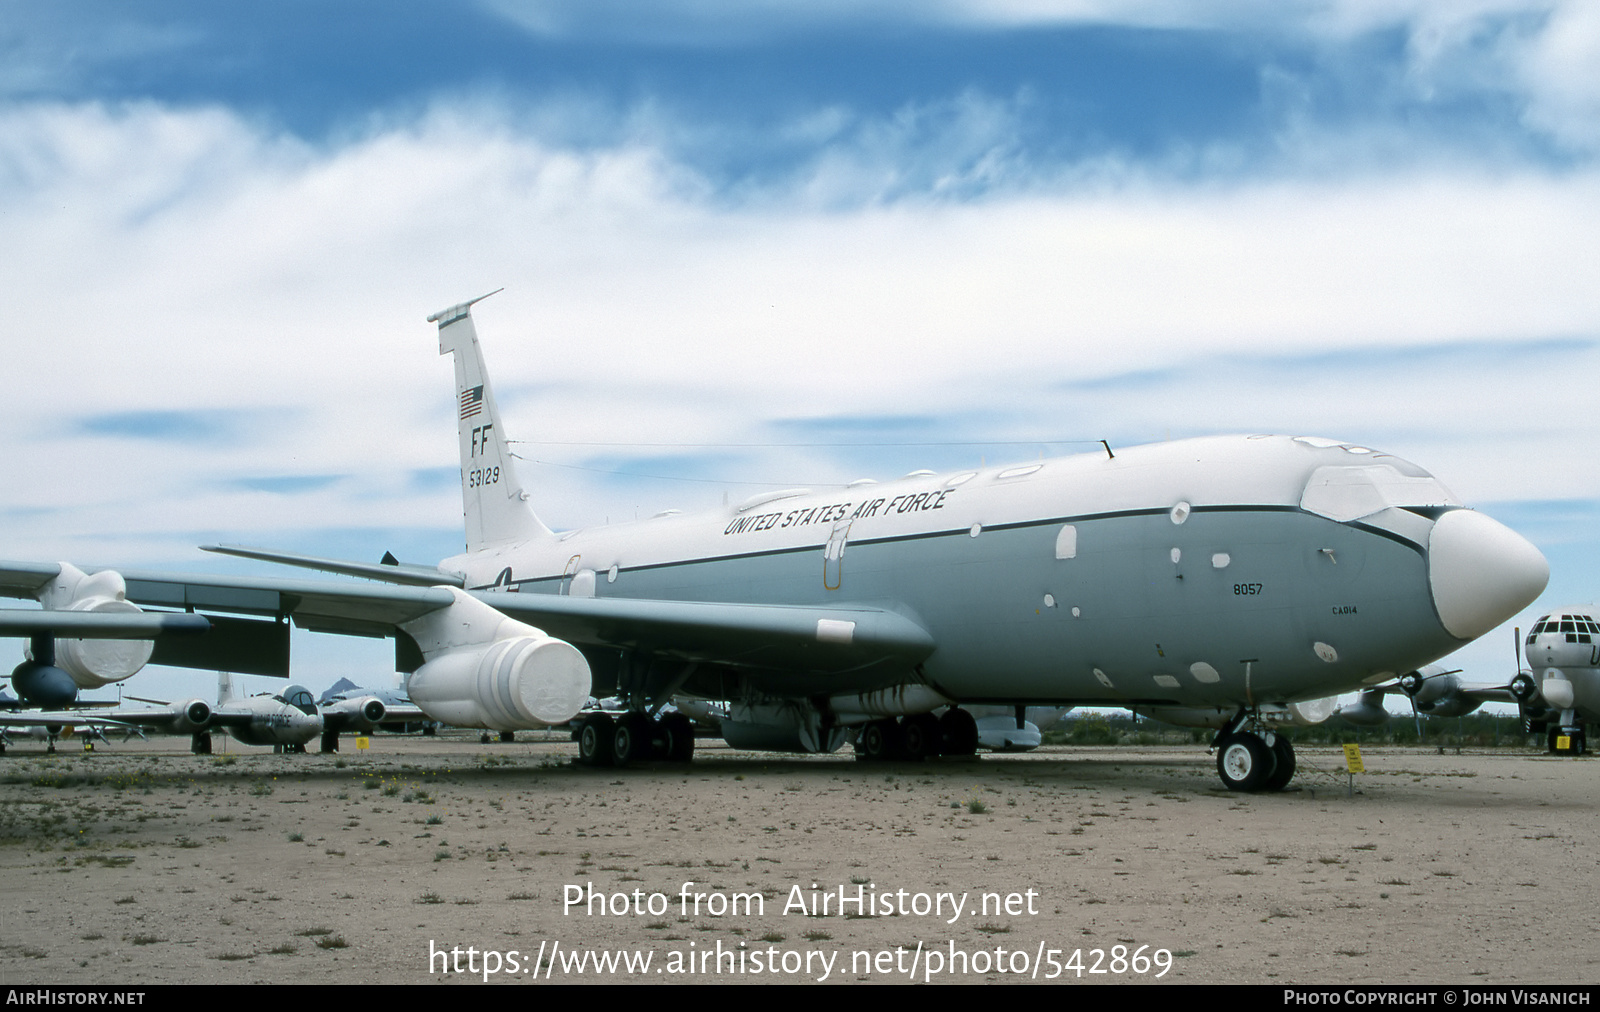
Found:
429,292 -> 552,551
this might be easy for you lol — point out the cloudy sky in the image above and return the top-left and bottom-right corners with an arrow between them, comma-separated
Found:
3,1 -> 1597,704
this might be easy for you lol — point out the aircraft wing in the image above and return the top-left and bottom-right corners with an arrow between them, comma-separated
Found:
1380,667 -> 1520,715
1,561 -> 935,675
0,609 -> 210,638
482,593 -> 936,672
0,710 -> 118,729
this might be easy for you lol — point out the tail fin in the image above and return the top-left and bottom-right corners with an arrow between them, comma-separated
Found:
429,292 -> 552,551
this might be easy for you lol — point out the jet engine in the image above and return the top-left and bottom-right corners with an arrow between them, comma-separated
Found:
400,588 -> 591,731
162,699 -> 214,734
322,695 -> 387,732
33,564 -> 153,689
407,635 -> 589,730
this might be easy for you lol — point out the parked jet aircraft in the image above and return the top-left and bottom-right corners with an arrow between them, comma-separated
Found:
0,675 -> 323,754
0,293 -> 1550,790
0,716 -> 108,753
316,684 -> 428,752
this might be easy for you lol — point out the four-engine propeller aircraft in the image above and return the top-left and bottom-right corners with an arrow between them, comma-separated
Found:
0,293 -> 1551,789
1334,608 -> 1599,755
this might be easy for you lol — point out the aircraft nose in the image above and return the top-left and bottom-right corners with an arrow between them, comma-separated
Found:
1427,509 -> 1548,640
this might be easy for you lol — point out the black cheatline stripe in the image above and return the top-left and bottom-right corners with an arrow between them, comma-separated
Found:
475,504 -> 1353,590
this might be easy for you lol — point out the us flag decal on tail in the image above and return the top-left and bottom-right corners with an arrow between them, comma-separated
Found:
459,385 -> 484,419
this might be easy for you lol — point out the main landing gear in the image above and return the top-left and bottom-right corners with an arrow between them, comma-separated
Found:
574,711 -> 696,767
1213,713 -> 1296,792
854,709 -> 980,762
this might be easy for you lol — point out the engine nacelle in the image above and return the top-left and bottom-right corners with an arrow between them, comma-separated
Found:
34,564 -> 152,689
1510,670 -> 1540,705
407,636 -> 589,730
399,587 -> 590,731
162,699 -> 213,735
323,696 -> 387,732
1398,668 -> 1484,718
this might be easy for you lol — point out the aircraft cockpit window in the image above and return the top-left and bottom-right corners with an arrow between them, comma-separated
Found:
284,687 -> 317,714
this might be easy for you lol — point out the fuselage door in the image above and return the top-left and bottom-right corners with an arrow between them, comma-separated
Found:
824,521 -> 852,591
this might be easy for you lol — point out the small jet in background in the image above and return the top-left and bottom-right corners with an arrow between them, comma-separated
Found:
0,675 -> 321,755
317,682 -> 430,752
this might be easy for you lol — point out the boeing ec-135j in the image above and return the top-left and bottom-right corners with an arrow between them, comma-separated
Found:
0,293 -> 1549,790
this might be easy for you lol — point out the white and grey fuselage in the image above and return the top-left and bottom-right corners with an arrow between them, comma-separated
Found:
444,433 -> 1544,714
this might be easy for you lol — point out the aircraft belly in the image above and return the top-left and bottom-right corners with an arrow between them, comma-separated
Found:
228,721 -> 272,746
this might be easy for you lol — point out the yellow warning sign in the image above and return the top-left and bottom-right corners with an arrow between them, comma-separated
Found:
356,736 -> 370,751
1343,743 -> 1365,773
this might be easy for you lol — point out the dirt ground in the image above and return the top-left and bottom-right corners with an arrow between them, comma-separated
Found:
1,731 -> 1595,986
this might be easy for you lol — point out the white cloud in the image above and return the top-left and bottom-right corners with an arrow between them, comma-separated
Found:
1,98 -> 1597,564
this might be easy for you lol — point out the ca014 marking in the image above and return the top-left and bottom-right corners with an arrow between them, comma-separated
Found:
1233,583 -> 1263,596
1331,605 -> 1358,615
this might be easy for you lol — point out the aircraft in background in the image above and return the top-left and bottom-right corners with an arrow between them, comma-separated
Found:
0,293 -> 1550,790
942,705 -> 1070,752
0,716 -> 109,753
317,683 -> 430,752
1516,607 -> 1597,753
1334,608 -> 1599,755
0,675 -> 322,755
